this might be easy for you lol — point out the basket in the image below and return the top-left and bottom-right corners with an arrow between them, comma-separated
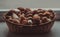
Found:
3,9 -> 55,33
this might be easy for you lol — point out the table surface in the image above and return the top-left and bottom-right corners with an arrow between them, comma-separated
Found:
0,21 -> 60,37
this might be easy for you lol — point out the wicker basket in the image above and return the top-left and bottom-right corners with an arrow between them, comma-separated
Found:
3,10 -> 55,33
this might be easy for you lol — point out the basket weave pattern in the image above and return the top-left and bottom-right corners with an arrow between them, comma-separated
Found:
6,20 -> 54,33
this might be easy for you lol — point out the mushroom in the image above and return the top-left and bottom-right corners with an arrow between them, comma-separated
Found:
33,14 -> 40,20
12,13 -> 19,19
28,20 -> 32,25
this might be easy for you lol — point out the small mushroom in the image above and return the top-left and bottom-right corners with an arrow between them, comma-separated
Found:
17,7 -> 25,11
20,14 -> 27,23
25,8 -> 31,12
49,13 -> 54,19
17,12 -> 21,17
12,13 -> 19,19
9,19 -> 20,24
43,11 -> 51,15
20,13 -> 25,20
32,10 -> 38,15
48,9 -> 53,12
42,17 -> 51,23
47,18 -> 51,22
39,10 -> 45,13
14,19 -> 20,24
37,9 -> 43,13
37,10 -> 41,13
42,17 -> 48,23
26,14 -> 32,17
7,10 -> 16,16
28,17 -> 32,20
33,14 -> 40,20
28,20 -> 32,25
33,14 -> 40,25
21,19 -> 28,25
38,9 -> 42,10
38,13 -> 43,16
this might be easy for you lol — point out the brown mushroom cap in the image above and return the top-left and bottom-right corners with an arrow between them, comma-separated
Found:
5,7 -> 54,25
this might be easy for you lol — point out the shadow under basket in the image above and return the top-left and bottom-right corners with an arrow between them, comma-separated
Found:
3,13 -> 55,33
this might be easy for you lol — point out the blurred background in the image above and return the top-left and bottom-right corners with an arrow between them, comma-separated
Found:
0,0 -> 60,9
0,0 -> 60,21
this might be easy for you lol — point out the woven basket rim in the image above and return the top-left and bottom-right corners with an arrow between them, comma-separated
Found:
3,12 -> 56,26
